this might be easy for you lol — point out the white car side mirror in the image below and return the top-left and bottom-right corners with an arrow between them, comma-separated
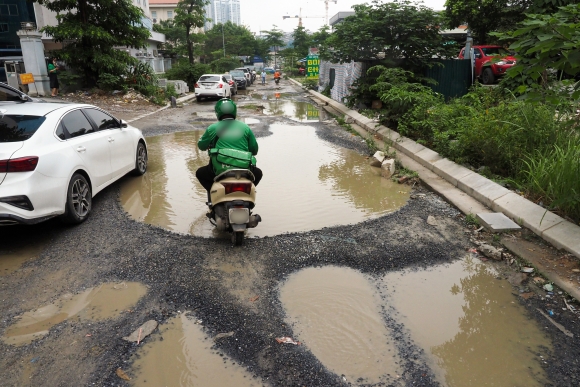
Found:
120,119 -> 128,128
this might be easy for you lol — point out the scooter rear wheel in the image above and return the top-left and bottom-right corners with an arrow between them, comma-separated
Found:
233,231 -> 244,246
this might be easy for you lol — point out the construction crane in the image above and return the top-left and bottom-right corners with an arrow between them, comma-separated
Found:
321,0 -> 337,26
283,8 -> 325,27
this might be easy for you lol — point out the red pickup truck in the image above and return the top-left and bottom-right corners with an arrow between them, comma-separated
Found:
459,45 -> 517,84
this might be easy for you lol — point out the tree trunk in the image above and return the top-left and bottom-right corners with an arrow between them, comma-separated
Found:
185,24 -> 194,64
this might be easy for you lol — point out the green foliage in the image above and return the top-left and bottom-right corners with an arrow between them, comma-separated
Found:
210,57 -> 242,73
165,83 -> 179,100
292,26 -> 311,58
153,19 -> 194,58
493,3 -> 580,103
523,140 -> 580,220
175,0 -> 207,64
97,73 -> 123,91
325,1 -> 455,66
204,22 -> 256,62
301,78 -> 319,90
37,0 -> 149,87
165,61 -> 211,88
465,214 -> 480,226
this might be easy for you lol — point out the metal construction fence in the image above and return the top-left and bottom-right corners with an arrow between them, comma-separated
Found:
425,59 -> 473,100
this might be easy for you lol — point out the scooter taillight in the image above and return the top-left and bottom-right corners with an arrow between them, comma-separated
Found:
223,182 -> 251,195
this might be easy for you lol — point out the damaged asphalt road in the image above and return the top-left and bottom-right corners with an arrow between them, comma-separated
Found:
1,84 -> 579,387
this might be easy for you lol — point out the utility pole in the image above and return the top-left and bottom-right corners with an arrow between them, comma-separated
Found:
222,23 -> 226,58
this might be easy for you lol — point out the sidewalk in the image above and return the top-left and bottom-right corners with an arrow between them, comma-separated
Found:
289,78 -> 580,301
126,93 -> 198,123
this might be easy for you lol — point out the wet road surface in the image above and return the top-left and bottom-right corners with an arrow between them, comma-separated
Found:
1,78 -> 579,387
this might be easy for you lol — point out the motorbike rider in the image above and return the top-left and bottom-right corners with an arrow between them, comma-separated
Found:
274,70 -> 281,79
196,98 -> 263,201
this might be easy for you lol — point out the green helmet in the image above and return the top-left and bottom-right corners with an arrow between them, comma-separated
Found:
215,98 -> 237,121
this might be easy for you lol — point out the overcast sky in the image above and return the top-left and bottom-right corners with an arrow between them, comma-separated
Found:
239,0 -> 447,34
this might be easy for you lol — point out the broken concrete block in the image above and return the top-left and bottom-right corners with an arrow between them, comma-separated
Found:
381,158 -> 396,178
345,116 -> 354,124
373,151 -> 386,163
123,320 -> 158,343
478,243 -> 503,260
477,213 -> 521,232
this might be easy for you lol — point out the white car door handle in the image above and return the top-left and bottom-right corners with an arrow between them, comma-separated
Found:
108,137 -> 115,142
76,146 -> 86,152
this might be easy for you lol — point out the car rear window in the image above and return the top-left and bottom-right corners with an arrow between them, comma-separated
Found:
0,115 -> 46,142
199,76 -> 220,82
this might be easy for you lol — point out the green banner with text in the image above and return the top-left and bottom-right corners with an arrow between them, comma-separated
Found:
306,55 -> 320,79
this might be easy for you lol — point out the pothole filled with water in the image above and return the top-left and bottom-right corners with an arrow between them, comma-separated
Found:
381,258 -> 551,387
129,313 -> 264,387
120,126 -> 409,237
263,101 -> 325,122
0,243 -> 46,276
2,282 -> 147,346
279,259 -> 551,386
279,266 -> 401,385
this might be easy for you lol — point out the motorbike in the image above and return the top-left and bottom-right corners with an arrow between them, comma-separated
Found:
207,169 -> 261,245
274,76 -> 280,85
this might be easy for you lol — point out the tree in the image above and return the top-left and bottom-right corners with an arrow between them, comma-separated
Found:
260,26 -> 285,66
153,19 -> 187,54
174,0 -> 207,64
292,26 -> 311,58
311,25 -> 331,49
495,3 -> 580,102
37,0 -> 149,86
325,1 -> 455,67
444,0 -> 577,44
203,22 -> 256,61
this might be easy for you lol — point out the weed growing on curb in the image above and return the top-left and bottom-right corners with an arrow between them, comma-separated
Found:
465,213 -> 479,226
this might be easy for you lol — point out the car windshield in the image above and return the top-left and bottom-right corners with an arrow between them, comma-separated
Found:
199,76 -> 220,82
230,71 -> 245,77
481,47 -> 510,56
0,115 -> 46,142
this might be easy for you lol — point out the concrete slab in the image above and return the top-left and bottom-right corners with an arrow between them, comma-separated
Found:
431,158 -> 474,186
413,148 -> 443,171
393,137 -> 426,158
477,213 -> 521,232
457,173 -> 492,196
542,221 -> 580,259
492,193 -> 564,234
376,126 -> 401,143
471,182 -> 511,208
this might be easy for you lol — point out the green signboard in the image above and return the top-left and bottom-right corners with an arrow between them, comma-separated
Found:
306,55 -> 320,79
306,104 -> 319,120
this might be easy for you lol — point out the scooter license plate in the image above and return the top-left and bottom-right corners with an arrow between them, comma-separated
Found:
229,208 -> 249,224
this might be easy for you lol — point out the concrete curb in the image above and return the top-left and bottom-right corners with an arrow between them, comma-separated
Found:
126,93 -> 197,123
296,81 -> 580,261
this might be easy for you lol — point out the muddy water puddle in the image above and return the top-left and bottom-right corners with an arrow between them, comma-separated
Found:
279,266 -> 401,385
263,100 -> 325,122
279,260 -> 551,386
130,313 -> 263,387
382,258 -> 551,387
120,126 -> 409,237
3,282 -> 146,346
0,244 -> 45,276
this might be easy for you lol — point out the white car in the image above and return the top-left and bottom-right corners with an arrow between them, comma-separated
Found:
0,103 -> 147,225
194,74 -> 232,102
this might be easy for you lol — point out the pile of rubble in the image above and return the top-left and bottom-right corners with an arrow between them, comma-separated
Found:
59,88 -> 162,117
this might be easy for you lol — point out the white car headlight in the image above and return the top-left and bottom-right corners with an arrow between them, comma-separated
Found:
496,61 -> 506,66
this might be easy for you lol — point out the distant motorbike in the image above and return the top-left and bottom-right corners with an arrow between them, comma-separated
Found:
274,76 -> 280,85
206,168 -> 261,245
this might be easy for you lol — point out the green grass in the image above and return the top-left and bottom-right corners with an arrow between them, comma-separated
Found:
522,140 -> 580,221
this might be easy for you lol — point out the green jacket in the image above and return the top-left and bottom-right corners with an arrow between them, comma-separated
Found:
198,119 -> 259,173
